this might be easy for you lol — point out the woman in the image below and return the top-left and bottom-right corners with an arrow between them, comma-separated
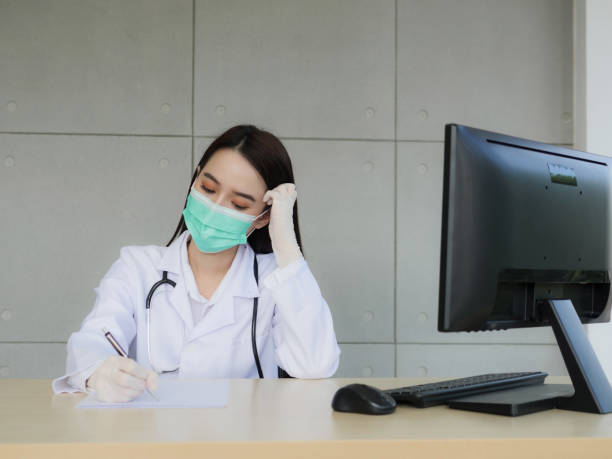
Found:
52,125 -> 341,402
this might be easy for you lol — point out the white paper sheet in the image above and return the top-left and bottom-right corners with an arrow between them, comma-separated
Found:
76,379 -> 229,408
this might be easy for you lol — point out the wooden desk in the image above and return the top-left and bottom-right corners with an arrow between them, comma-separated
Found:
1,377 -> 612,458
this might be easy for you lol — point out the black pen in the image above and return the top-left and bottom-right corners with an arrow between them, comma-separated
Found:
102,328 -> 159,401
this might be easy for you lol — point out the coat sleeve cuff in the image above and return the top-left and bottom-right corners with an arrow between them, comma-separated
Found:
262,256 -> 306,290
51,359 -> 105,394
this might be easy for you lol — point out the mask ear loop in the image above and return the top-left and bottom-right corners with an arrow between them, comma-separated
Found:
246,207 -> 270,238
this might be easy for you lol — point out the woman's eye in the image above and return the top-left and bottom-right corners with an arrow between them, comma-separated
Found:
233,203 -> 247,210
201,185 -> 214,193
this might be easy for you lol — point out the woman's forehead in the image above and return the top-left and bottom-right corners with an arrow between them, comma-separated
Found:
201,148 -> 267,194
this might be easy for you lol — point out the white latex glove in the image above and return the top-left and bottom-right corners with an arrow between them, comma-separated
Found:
85,356 -> 158,403
262,183 -> 303,269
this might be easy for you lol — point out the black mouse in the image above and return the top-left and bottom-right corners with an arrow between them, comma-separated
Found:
331,383 -> 397,415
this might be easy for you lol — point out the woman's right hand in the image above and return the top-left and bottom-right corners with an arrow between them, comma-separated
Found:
85,356 -> 158,403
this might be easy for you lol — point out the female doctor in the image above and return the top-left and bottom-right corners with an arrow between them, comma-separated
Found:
52,124 -> 341,402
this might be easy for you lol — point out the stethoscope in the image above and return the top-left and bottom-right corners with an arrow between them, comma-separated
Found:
145,253 -> 267,378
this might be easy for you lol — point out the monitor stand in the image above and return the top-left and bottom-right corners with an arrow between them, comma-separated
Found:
448,299 -> 612,416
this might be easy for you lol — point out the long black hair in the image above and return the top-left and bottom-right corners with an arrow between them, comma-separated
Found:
167,125 -> 303,255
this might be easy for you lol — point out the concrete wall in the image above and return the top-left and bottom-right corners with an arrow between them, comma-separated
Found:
0,0 -> 574,378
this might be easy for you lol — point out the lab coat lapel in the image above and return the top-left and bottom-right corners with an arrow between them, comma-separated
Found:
156,230 -> 194,333
187,244 -> 260,342
188,294 -> 235,342
168,277 -> 194,334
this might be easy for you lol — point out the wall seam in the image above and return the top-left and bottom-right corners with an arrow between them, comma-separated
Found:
0,132 -> 576,146
191,0 -> 196,171
393,0 -> 399,378
0,132 -> 192,138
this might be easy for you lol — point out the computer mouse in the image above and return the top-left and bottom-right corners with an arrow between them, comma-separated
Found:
331,383 -> 397,415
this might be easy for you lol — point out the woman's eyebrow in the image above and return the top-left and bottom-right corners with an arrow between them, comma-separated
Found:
203,172 -> 256,202
203,172 -> 219,184
234,191 -> 256,202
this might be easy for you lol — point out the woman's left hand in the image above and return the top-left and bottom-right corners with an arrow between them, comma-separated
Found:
263,183 -> 303,269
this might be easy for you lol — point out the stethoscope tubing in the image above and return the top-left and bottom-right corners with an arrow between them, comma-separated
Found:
145,271 -> 177,374
251,255 -> 264,377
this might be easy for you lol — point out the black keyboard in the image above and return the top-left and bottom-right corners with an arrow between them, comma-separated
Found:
383,371 -> 548,408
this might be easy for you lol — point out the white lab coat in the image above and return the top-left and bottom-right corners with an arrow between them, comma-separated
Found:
52,230 -> 341,393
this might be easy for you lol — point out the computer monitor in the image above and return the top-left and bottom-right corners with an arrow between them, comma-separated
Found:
439,124 -> 612,414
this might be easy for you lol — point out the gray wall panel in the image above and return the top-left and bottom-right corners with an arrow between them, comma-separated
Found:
0,343 -> 66,378
0,0 -> 192,135
396,141 -> 556,345
335,344 -> 395,378
0,135 -> 191,342
194,0 -> 395,139
193,137 -> 215,169
283,139 -> 395,343
0,1 -> 575,378
397,344 -> 567,378
397,0 -> 573,143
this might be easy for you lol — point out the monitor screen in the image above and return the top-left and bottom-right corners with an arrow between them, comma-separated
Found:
438,124 -> 612,332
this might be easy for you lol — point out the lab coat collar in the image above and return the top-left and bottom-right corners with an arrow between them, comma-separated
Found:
230,242 -> 261,299
156,230 -> 189,276
156,229 -> 260,299
156,230 -> 260,342
155,231 -> 193,331
164,239 -> 236,340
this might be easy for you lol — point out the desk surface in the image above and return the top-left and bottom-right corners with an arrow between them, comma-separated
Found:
2,377 -> 612,459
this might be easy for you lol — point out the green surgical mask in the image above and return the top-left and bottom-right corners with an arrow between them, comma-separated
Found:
182,185 -> 269,253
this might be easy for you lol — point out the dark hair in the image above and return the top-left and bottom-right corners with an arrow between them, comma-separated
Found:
167,125 -> 303,255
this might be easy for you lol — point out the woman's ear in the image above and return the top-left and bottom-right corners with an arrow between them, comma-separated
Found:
253,212 -> 270,229
246,212 -> 270,236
